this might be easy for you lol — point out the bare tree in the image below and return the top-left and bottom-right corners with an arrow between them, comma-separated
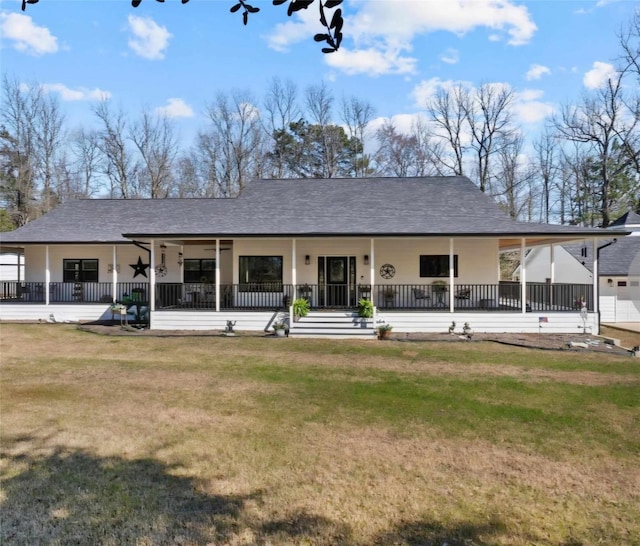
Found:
262,78 -> 300,178
0,76 -> 66,223
202,90 -> 263,196
553,71 -> 640,226
129,109 -> 179,198
374,118 -> 442,177
340,96 -> 375,177
619,10 -> 640,81
463,83 -> 515,194
425,84 -> 467,176
93,100 -> 139,198
304,82 -> 344,178
532,128 -> 559,223
1,76 -> 39,225
494,133 -> 535,220
33,91 -> 66,212
69,128 -> 103,198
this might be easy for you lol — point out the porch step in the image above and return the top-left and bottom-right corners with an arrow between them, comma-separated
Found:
290,311 -> 376,339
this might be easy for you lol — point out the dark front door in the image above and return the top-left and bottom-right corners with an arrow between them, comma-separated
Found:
318,256 -> 356,308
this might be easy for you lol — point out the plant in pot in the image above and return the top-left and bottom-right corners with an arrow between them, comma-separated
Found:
462,322 -> 473,338
358,297 -> 374,318
292,297 -> 310,321
272,322 -> 287,337
377,323 -> 393,339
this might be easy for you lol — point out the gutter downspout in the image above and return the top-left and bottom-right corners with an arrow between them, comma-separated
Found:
596,238 -> 617,332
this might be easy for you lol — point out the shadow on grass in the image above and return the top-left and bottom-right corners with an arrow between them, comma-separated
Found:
2,434 -> 509,546
1,435 -> 254,545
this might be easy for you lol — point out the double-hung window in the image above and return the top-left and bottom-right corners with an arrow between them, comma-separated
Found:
63,259 -> 99,282
239,256 -> 283,292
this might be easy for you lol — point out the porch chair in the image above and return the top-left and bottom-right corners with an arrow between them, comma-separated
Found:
454,288 -> 471,300
412,288 -> 430,306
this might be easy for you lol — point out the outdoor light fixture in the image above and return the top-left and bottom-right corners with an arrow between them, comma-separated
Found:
607,278 -> 613,287
305,255 -> 310,265
178,252 -> 183,266
364,255 -> 369,265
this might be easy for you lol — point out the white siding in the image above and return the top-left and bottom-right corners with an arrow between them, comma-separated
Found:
375,310 -> 599,335
517,246 -> 593,284
599,277 -> 640,323
0,303 -> 114,323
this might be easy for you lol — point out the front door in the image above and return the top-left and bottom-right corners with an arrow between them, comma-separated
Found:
318,256 -> 356,308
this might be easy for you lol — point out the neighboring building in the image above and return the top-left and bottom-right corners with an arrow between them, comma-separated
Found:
514,211 -> 640,324
0,177 -> 629,335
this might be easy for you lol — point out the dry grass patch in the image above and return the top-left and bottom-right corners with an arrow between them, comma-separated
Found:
1,324 -> 639,546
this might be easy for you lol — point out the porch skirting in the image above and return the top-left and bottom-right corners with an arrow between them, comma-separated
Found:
0,304 -> 599,335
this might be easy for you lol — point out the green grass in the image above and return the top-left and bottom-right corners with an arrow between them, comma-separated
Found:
1,324 -> 639,546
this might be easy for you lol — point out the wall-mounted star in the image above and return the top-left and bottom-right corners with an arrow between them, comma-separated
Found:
129,256 -> 149,278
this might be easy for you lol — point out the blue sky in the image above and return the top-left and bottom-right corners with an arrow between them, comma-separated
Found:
1,0 -> 638,146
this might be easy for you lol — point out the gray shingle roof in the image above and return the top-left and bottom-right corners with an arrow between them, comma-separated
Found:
0,176 -> 630,244
609,211 -> 640,228
563,236 -> 640,276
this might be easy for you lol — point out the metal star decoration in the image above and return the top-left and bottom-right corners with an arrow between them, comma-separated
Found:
129,256 -> 150,278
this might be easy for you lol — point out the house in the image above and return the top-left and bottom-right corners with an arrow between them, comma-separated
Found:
0,176 -> 629,336
515,211 -> 640,325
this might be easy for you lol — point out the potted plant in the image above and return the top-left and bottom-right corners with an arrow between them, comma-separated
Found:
358,297 -> 374,318
377,323 -> 393,339
272,322 -> 287,337
462,322 -> 473,338
292,297 -> 310,321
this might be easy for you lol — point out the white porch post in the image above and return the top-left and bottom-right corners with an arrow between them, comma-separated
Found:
45,245 -> 50,305
215,239 -> 220,312
449,238 -> 454,313
149,241 -> 156,314
592,238 -> 599,315
520,238 -> 526,314
369,239 -> 375,303
112,245 -> 118,302
550,243 -> 555,307
292,239 -> 297,299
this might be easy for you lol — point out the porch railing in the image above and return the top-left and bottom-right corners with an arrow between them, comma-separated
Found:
0,281 -> 594,313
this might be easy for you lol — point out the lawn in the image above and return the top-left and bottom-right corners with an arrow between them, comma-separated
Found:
1,323 -> 639,546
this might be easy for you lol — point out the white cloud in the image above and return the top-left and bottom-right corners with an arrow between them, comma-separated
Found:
265,0 -> 536,76
513,89 -> 555,124
0,13 -> 58,55
583,61 -> 617,89
324,47 -> 417,76
127,15 -> 171,60
525,64 -> 551,81
41,83 -> 110,101
440,48 -> 459,65
410,77 -> 473,109
155,98 -> 194,119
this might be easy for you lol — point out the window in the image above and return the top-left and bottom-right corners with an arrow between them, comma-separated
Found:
239,256 -> 283,291
184,259 -> 215,283
419,255 -> 458,277
63,259 -> 98,282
